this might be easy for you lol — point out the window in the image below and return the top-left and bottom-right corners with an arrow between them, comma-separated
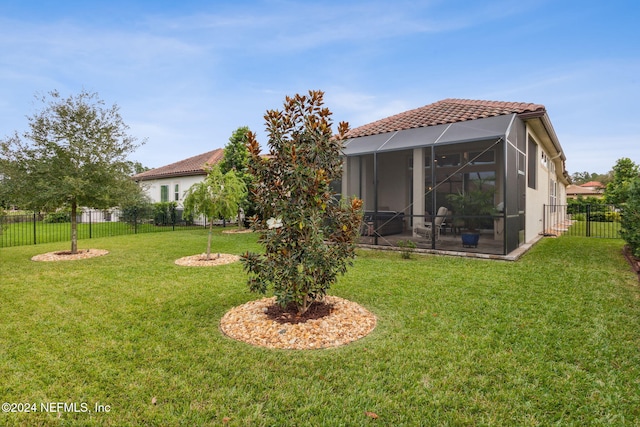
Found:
160,185 -> 169,202
174,184 -> 180,201
435,153 -> 460,167
469,150 -> 495,165
527,137 -> 537,189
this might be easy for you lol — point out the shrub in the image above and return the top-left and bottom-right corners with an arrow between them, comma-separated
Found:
242,91 -> 363,315
153,202 -> 176,226
620,178 -> 640,258
43,211 -> 71,223
397,240 -> 417,259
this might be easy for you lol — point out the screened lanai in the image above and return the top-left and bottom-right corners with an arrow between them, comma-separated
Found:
341,113 -> 529,256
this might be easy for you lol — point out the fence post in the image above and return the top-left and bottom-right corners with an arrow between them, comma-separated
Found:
586,204 -> 591,237
33,211 -> 37,245
89,210 -> 92,239
134,207 -> 138,234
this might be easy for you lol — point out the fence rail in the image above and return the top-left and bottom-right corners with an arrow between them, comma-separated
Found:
543,204 -> 621,238
0,208 -> 210,248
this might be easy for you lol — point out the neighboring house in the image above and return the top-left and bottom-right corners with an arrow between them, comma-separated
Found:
132,149 -> 224,207
340,98 -> 569,257
567,181 -> 605,199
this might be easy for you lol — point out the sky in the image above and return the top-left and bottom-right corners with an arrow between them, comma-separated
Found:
1,0 -> 639,175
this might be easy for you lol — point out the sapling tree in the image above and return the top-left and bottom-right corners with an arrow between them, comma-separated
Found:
242,90 -> 363,315
183,164 -> 246,260
0,90 -> 144,254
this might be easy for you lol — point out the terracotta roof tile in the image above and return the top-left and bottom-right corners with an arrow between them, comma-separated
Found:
580,181 -> 604,188
345,98 -> 546,139
132,148 -> 224,181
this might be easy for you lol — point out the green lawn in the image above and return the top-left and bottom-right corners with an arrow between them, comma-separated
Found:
1,230 -> 639,426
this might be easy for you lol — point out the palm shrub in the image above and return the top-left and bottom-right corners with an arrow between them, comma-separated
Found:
242,91 -> 363,315
620,177 -> 640,258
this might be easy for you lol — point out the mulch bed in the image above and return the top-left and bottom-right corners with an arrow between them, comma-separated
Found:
220,295 -> 376,350
31,249 -> 109,262
221,228 -> 253,234
174,253 -> 240,267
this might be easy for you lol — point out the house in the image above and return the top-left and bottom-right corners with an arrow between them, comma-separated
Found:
340,98 -> 570,257
567,181 -> 605,199
132,149 -> 224,206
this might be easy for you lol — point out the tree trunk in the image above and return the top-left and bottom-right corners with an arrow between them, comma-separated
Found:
206,218 -> 213,260
70,201 -> 78,254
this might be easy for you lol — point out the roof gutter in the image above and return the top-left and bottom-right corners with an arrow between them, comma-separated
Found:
518,109 -> 570,184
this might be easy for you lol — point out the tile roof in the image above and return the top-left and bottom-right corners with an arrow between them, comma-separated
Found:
567,184 -> 604,196
132,148 -> 224,181
345,98 -> 546,139
580,181 -> 604,188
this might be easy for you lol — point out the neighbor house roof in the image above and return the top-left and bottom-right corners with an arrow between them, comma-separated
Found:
345,98 -> 546,139
132,149 -> 224,181
567,184 -> 604,197
580,181 -> 605,189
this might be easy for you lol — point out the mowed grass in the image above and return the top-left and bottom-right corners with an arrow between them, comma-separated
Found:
1,230 -> 639,426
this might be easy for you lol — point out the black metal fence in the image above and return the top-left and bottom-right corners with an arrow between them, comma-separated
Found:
0,208 -> 211,248
543,204 -> 621,238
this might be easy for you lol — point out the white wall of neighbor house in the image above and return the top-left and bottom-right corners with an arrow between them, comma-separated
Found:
140,175 -> 206,206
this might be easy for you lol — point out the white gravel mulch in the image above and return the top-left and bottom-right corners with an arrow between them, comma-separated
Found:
31,249 -> 109,262
221,228 -> 253,234
220,295 -> 377,350
174,253 -> 240,267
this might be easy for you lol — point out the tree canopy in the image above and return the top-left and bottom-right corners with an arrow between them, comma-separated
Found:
0,89 -> 145,253
220,126 -> 255,220
604,157 -> 640,206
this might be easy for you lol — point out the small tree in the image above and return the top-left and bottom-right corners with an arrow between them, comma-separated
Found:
183,164 -> 246,260
0,90 -> 144,253
242,90 -> 363,316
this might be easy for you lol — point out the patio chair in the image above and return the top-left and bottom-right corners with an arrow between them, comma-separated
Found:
414,206 -> 448,241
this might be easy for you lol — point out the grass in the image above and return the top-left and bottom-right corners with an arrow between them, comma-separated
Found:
1,230 -> 639,426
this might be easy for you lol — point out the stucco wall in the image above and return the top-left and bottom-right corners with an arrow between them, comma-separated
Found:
524,128 -> 567,242
139,175 -> 205,207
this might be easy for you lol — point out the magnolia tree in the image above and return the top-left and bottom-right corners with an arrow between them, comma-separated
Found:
242,90 -> 363,315
183,164 -> 246,260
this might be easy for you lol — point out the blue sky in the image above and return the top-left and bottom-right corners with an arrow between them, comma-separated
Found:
1,0 -> 638,175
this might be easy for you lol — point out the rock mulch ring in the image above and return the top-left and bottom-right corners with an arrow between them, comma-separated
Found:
221,228 -> 253,234
220,295 -> 377,350
31,249 -> 109,262
174,253 -> 240,267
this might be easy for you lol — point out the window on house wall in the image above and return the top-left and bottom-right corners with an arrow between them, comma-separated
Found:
527,137 -> 537,189
550,180 -> 558,212
174,184 -> 180,201
541,152 -> 548,169
160,185 -> 169,202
